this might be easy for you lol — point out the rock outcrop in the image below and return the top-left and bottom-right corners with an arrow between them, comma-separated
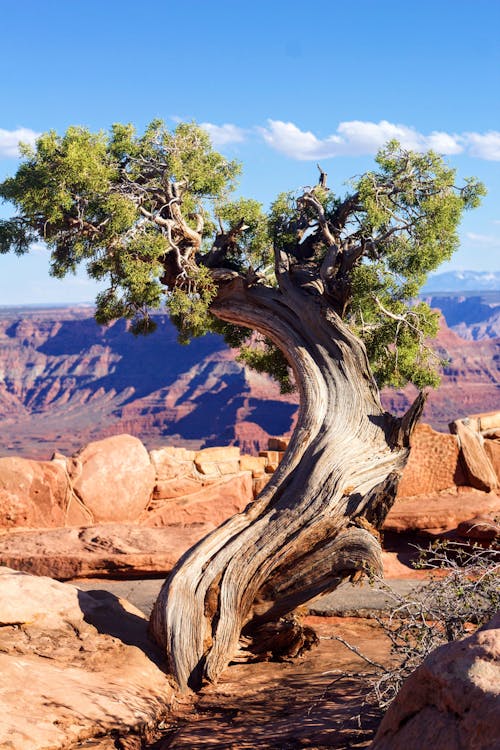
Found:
396,423 -> 465,497
1,415 -> 499,579
0,455 -> 90,529
0,524 -> 217,579
383,489 -> 499,536
0,566 -> 174,749
450,413 -> 499,492
371,613 -> 500,750
385,417 -> 500,538
68,434 -> 156,523
0,439 -> 261,578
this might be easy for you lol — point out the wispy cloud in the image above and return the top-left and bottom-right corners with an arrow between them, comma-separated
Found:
0,127 -> 40,158
465,232 -> 500,247
259,119 -> 500,161
464,131 -> 500,161
200,122 -> 246,145
259,120 -> 463,160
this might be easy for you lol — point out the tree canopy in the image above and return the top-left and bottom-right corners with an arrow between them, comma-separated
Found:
0,120 -> 485,389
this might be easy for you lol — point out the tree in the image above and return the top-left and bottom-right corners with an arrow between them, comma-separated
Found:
0,121 -> 484,691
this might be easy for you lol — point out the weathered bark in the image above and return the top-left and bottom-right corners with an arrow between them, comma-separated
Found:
149,275 -> 425,691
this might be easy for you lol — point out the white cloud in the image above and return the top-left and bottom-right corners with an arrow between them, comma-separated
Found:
465,232 -> 500,248
200,122 -> 246,146
259,119 -> 500,162
0,127 -> 40,158
426,131 -> 464,155
465,232 -> 500,247
464,131 -> 500,161
336,120 -> 426,153
259,121 -> 331,159
259,119 -> 465,161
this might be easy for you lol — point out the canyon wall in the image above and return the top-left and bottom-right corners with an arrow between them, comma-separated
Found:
0,298 -> 499,459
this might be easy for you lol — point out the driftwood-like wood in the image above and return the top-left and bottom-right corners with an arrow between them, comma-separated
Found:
149,274 -> 425,691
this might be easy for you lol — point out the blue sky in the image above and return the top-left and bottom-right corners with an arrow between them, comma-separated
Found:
0,0 -> 499,304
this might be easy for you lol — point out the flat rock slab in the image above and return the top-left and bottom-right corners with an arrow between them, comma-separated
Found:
0,522 -> 214,579
0,522 -> 428,583
0,566 -> 174,750
384,489 -> 500,535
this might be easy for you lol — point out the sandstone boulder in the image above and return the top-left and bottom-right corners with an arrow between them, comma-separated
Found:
259,449 -> 286,473
240,454 -> 268,475
70,434 -> 155,522
0,455 -> 90,529
150,445 -> 197,486
371,613 -> 500,750
483,437 -> 500,482
268,436 -> 290,451
194,445 -> 241,476
0,566 -> 174,749
468,409 -> 500,433
141,472 -> 253,528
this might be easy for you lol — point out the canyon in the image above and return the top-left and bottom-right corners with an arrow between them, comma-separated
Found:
0,292 -> 498,459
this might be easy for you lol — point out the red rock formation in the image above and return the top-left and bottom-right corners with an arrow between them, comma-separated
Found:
0,420 -> 498,578
383,489 -> 499,536
451,419 -> 498,491
141,473 -> 253,528
0,456 -> 89,529
0,306 -> 498,459
0,524 -> 216,579
394,423 -> 465,497
68,434 -> 155,523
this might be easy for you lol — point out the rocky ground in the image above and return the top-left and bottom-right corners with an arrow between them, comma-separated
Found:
150,616 -> 391,750
0,566 -> 400,750
0,401 -> 498,747
3,566 -> 497,750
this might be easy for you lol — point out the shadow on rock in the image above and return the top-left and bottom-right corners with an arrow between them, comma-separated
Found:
78,587 -> 165,667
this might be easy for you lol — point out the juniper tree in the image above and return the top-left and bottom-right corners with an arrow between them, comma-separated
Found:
0,121 -> 484,690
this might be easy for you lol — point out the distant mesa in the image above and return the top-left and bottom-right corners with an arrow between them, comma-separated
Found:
0,283 -> 498,459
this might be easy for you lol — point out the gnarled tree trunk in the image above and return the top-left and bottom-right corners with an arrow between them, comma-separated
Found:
149,275 -> 425,691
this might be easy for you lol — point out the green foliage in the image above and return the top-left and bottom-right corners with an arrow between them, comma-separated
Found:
345,144 -> 485,387
0,120 -> 240,331
215,197 -> 272,273
0,218 -> 35,255
349,264 -> 442,388
238,338 -> 295,394
0,126 -> 484,393
167,266 -> 217,343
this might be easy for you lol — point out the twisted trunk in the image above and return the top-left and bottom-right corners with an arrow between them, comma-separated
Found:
149,276 -> 424,691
